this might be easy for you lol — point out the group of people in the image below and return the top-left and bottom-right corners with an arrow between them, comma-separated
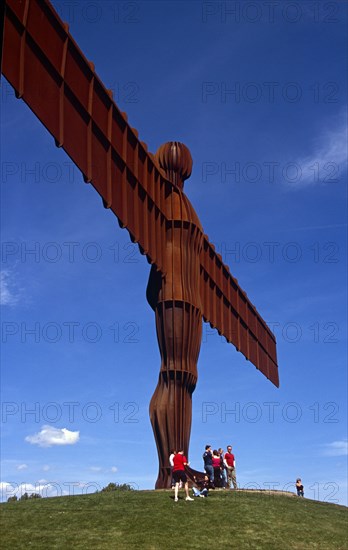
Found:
169,446 -> 305,502
169,444 -> 238,501
202,445 -> 238,490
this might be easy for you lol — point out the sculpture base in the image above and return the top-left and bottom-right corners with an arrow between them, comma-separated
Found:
154,467 -> 172,489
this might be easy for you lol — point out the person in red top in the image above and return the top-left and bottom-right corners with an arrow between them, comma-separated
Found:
212,450 -> 223,487
224,445 -> 237,489
172,450 -> 194,502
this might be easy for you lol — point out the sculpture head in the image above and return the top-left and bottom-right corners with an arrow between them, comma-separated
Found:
155,141 -> 193,189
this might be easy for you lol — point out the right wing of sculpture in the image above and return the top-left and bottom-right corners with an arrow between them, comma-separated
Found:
1,0 -> 170,273
200,237 -> 279,387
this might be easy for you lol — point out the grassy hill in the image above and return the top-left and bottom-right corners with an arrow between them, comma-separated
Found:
1,489 -> 347,549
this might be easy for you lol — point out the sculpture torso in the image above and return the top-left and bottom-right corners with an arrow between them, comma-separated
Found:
157,188 -> 203,310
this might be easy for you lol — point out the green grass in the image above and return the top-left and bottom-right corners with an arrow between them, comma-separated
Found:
1,490 -> 347,549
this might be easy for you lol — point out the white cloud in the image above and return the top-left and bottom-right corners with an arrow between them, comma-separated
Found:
111,466 -> 118,473
25,425 -> 80,448
291,112 -> 347,186
42,465 -> 50,472
323,440 -> 348,457
0,270 -> 20,306
16,464 -> 28,471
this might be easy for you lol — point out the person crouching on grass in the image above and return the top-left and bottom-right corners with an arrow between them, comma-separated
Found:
192,475 -> 211,498
172,450 -> 194,502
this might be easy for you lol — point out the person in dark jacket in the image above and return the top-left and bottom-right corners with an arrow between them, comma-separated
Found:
203,445 -> 214,484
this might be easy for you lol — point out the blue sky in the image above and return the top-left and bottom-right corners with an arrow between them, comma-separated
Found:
1,1 -> 347,505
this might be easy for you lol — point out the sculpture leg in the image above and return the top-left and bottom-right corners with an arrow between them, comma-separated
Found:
149,301 -> 202,488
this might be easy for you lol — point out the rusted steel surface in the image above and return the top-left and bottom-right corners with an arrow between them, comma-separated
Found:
2,0 -> 168,274
200,239 -> 279,385
148,142 -> 204,487
2,0 -> 279,488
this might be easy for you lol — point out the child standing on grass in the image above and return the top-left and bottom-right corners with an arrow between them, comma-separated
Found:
172,450 -> 194,502
296,478 -> 304,497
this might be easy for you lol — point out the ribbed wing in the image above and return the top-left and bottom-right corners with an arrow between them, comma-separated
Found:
200,236 -> 279,387
1,0 -> 169,272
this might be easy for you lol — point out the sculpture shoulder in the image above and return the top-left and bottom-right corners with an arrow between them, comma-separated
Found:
167,187 -> 202,230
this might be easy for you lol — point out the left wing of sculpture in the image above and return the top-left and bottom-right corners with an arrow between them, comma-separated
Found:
200,236 -> 279,387
1,0 -> 171,274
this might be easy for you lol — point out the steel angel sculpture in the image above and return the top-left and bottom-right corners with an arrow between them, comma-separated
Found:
1,0 -> 279,488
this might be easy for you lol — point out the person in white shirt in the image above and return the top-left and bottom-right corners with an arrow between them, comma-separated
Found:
169,450 -> 176,488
